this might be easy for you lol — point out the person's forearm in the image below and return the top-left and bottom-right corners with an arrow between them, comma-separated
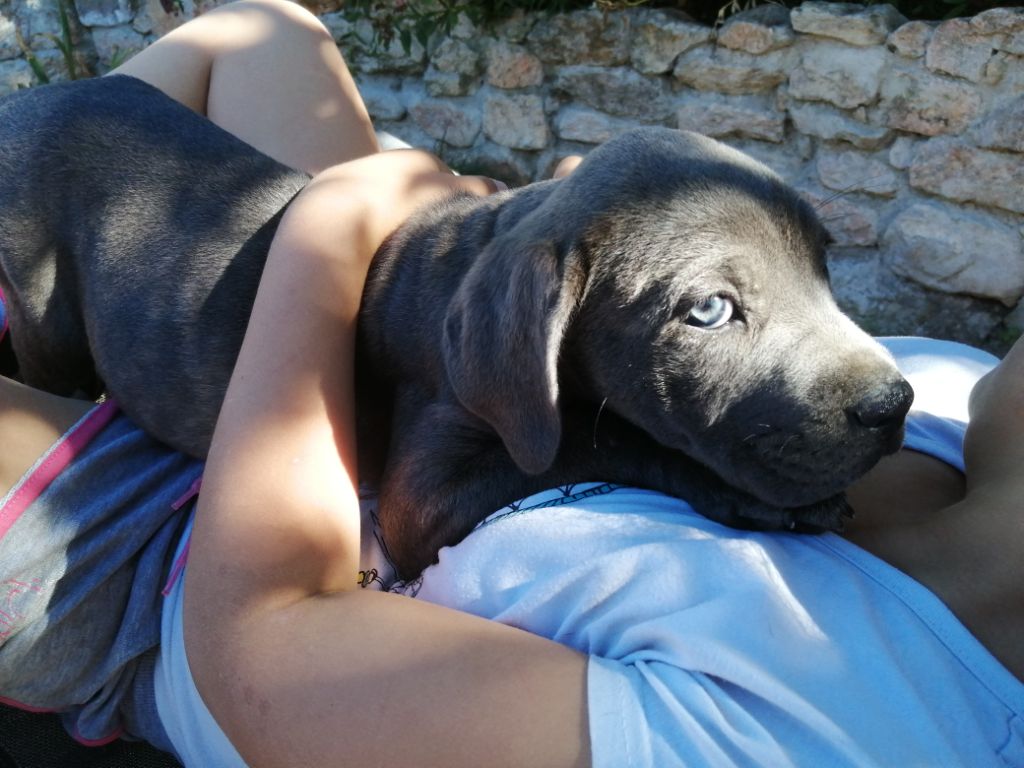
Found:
186,173 -> 373,621
219,588 -> 590,768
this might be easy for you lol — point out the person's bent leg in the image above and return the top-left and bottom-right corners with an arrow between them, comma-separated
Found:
110,0 -> 378,174
0,377 -> 92,494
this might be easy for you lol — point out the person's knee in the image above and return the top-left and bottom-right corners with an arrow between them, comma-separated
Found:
211,0 -> 333,47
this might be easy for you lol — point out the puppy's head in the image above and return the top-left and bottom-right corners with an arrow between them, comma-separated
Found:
443,128 -> 912,508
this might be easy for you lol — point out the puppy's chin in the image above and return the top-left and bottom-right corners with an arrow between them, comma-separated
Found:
753,438 -> 905,512
721,422 -> 907,509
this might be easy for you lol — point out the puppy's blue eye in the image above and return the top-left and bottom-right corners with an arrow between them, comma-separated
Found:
686,295 -> 733,329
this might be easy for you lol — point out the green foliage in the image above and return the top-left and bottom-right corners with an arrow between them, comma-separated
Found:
47,0 -> 80,80
342,0 -> 1016,43
15,0 -> 81,86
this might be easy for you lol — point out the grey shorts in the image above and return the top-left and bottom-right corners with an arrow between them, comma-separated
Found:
0,399 -> 202,749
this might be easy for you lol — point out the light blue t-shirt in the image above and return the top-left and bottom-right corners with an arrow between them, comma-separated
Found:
408,338 -> 1024,767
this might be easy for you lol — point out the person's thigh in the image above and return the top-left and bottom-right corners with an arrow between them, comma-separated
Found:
110,0 -> 378,174
0,377 -> 91,496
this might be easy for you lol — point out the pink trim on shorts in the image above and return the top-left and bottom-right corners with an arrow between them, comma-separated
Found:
172,475 -> 202,510
72,725 -> 125,747
161,538 -> 191,597
162,475 -> 201,596
0,694 -> 57,713
0,400 -> 120,543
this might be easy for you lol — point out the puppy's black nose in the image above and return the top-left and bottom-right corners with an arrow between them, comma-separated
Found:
847,378 -> 914,429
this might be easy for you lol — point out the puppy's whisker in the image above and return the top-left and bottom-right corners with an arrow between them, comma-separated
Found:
813,174 -> 891,211
743,422 -> 777,442
592,397 -> 609,450
778,434 -> 798,457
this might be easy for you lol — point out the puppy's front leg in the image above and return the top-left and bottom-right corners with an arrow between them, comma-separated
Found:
375,398 -> 559,580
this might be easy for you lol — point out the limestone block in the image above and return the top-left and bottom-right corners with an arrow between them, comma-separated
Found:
789,43 -> 887,109
483,92 -> 549,150
448,11 -> 478,41
1,11 -> 18,60
717,3 -> 795,55
673,45 -> 792,95
430,38 -> 480,76
790,1 -> 907,47
485,41 -> 543,89
356,75 -> 406,121
319,10 -> 352,44
676,92 -> 785,143
553,106 -> 639,145
728,137 -> 809,181
13,0 -> 61,50
630,7 -> 710,74
76,0 -> 132,27
787,101 -> 891,149
971,7 -> 1024,55
816,147 -> 899,197
880,68 -> 981,136
972,96 -> 1024,152
425,67 -> 480,97
346,17 -> 426,75
884,202 -> 1024,305
887,20 -> 934,59
527,9 -> 629,66
828,247 -> 1003,344
372,119 -> 434,153
91,24 -> 144,70
0,57 -> 31,94
491,9 -> 534,45
555,65 -> 673,119
409,98 -> 481,148
132,0 -> 192,36
925,18 -> 993,83
888,135 -> 921,169
446,142 -> 535,187
910,138 -> 1024,215
797,185 -> 879,246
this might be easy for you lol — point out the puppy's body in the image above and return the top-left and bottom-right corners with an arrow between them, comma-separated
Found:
0,76 -> 912,578
0,75 -> 308,454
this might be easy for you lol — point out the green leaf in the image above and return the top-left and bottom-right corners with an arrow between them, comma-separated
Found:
26,53 -> 50,84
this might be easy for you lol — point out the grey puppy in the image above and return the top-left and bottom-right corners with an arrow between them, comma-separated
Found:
0,76 -> 912,578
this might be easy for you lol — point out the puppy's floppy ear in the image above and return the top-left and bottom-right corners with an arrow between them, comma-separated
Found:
443,237 -> 582,475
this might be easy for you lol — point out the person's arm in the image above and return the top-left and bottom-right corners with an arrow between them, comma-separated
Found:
183,150 -> 590,768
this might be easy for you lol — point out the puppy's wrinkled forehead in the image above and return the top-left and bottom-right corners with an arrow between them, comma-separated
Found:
563,129 -> 830,298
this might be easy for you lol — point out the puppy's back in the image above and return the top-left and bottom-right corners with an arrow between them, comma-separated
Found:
0,76 -> 310,456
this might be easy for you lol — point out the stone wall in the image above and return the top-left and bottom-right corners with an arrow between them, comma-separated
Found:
2,0 -> 1023,352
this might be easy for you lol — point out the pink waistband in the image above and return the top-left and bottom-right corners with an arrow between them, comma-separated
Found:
161,477 -> 201,597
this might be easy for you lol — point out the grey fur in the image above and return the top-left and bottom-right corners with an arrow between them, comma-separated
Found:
0,76 -> 913,578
